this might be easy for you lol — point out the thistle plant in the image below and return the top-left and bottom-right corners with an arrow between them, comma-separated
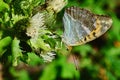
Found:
26,0 -> 67,62
0,0 -> 67,65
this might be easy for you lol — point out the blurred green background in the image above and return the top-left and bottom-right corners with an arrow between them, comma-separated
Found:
0,0 -> 120,80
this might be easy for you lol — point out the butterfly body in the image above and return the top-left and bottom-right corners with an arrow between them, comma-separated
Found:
62,6 -> 112,46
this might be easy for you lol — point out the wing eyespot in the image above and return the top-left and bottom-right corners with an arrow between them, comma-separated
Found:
84,37 -> 87,41
93,32 -> 96,37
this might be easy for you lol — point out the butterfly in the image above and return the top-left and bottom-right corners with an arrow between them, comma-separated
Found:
62,6 -> 112,46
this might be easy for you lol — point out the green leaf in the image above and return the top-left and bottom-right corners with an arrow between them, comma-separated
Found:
0,0 -> 9,12
31,0 -> 45,7
12,13 -> 26,25
113,60 -> 120,77
43,36 -> 56,48
27,52 -> 42,66
30,38 -> 51,51
108,14 -> 120,41
0,36 -> 12,56
39,63 -> 57,80
11,38 -> 23,66
56,56 -> 79,79
107,71 -> 117,80
73,45 -> 93,57
10,67 -> 30,80
17,70 -> 30,80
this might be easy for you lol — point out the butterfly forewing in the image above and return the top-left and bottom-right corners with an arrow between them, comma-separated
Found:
62,6 -> 112,46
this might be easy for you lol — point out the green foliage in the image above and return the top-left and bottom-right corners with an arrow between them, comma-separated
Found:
0,0 -> 120,80
27,52 -> 43,66
0,36 -> 12,56
11,38 -> 22,66
10,67 -> 30,80
0,0 -> 9,12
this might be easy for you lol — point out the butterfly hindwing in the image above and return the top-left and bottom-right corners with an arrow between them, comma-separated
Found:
62,6 -> 112,46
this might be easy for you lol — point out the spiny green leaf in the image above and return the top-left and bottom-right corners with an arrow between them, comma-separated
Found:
0,0 -> 9,12
30,37 -> 51,52
27,52 -> 43,66
11,38 -> 23,66
0,36 -> 12,56
10,67 -> 30,80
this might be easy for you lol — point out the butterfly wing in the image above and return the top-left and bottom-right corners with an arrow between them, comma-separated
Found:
62,6 -> 112,46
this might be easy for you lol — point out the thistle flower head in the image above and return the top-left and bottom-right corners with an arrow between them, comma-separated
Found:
46,0 -> 67,13
40,51 -> 56,62
26,12 -> 45,38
